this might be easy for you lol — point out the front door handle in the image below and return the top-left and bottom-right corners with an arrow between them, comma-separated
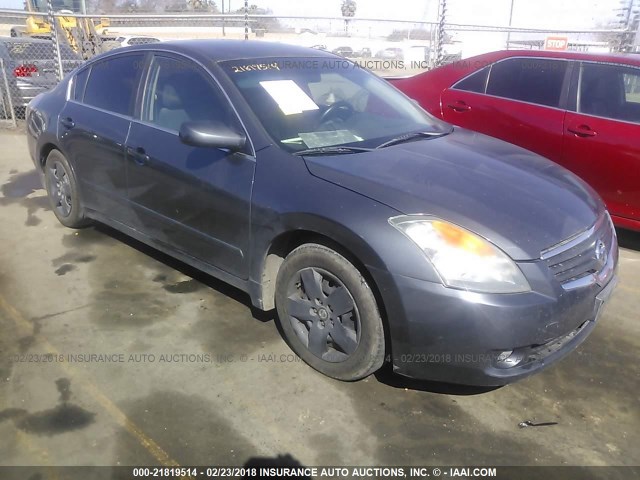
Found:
59,116 -> 75,129
126,146 -> 150,166
567,124 -> 597,137
447,100 -> 471,112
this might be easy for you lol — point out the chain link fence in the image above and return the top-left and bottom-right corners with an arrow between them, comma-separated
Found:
0,4 -> 636,128
0,9 -> 84,127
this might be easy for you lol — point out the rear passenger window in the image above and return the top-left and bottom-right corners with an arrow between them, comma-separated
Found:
453,66 -> 489,93
73,67 -> 89,101
625,72 -> 640,105
579,62 -> 640,124
83,54 -> 144,116
486,58 -> 568,107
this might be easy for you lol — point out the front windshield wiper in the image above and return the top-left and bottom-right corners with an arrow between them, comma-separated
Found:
293,146 -> 374,156
376,129 -> 452,149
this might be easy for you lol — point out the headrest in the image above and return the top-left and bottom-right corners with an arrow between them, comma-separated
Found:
159,83 -> 182,110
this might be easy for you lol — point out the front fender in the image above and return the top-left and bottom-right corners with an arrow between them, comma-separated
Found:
247,158 -> 442,311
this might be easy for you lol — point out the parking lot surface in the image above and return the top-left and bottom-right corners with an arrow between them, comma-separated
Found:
0,130 -> 639,468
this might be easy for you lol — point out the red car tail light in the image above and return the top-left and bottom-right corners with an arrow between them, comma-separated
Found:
13,64 -> 38,77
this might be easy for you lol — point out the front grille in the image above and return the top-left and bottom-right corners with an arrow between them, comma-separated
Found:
542,214 -> 615,286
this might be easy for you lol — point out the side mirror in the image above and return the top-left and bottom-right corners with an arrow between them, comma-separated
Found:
179,121 -> 246,151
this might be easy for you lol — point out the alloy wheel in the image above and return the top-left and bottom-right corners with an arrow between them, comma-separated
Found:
48,160 -> 72,217
286,267 -> 361,362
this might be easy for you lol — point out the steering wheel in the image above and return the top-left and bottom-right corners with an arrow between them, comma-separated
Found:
319,101 -> 354,124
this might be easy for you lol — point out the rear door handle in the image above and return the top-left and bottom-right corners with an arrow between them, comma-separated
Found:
447,101 -> 471,112
567,124 -> 597,137
126,146 -> 150,166
59,116 -> 74,129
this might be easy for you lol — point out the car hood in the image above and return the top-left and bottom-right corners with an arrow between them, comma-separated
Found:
303,128 -> 602,261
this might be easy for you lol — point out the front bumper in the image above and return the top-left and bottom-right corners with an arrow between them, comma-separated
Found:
370,225 -> 619,386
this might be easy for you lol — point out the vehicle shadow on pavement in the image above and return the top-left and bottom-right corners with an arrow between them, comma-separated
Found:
617,228 -> 640,251
373,363 -> 502,395
91,222 -> 504,395
242,453 -> 311,478
91,223 -> 274,324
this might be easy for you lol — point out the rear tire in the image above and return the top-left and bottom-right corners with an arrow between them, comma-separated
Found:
10,26 -> 26,37
44,150 -> 90,228
275,243 -> 385,381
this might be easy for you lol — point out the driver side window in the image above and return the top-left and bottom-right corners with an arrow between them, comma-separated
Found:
143,55 -> 236,132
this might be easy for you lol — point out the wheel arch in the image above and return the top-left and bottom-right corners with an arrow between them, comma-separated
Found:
251,224 -> 392,359
39,142 -> 59,169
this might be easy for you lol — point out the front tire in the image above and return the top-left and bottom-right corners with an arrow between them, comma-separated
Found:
275,243 -> 385,381
44,150 -> 90,228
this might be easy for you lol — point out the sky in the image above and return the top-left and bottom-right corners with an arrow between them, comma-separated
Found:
0,0 -> 622,29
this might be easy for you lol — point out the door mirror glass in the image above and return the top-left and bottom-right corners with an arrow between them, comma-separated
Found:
179,121 -> 246,150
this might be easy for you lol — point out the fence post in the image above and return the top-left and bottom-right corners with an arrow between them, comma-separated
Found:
0,59 -> 17,128
429,23 -> 436,67
435,0 -> 447,66
47,0 -> 65,81
244,0 -> 249,40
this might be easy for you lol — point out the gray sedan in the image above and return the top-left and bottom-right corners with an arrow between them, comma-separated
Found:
26,40 -> 619,385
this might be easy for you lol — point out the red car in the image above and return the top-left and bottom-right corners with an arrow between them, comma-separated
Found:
391,50 -> 640,231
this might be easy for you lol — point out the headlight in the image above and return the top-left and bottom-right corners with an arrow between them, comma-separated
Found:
389,215 -> 530,294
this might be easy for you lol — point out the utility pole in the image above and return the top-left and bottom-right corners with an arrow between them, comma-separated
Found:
435,0 -> 447,66
244,0 -> 248,40
506,0 -> 515,49
616,0 -> 639,51
222,0 -> 225,36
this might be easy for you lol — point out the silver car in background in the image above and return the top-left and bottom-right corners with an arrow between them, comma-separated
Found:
0,37 -> 82,118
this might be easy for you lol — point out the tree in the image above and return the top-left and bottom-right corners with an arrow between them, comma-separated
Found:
233,5 -> 281,33
597,0 -> 640,52
188,0 -> 219,12
341,0 -> 356,17
341,0 -> 356,35
387,28 -> 448,42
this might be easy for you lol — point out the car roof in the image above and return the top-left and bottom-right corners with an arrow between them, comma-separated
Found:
119,39 -> 337,63
470,49 -> 640,68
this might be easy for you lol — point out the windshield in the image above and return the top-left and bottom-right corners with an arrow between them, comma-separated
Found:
220,57 -> 450,153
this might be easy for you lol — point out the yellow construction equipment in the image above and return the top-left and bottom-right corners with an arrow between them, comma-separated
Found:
10,0 -> 113,59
